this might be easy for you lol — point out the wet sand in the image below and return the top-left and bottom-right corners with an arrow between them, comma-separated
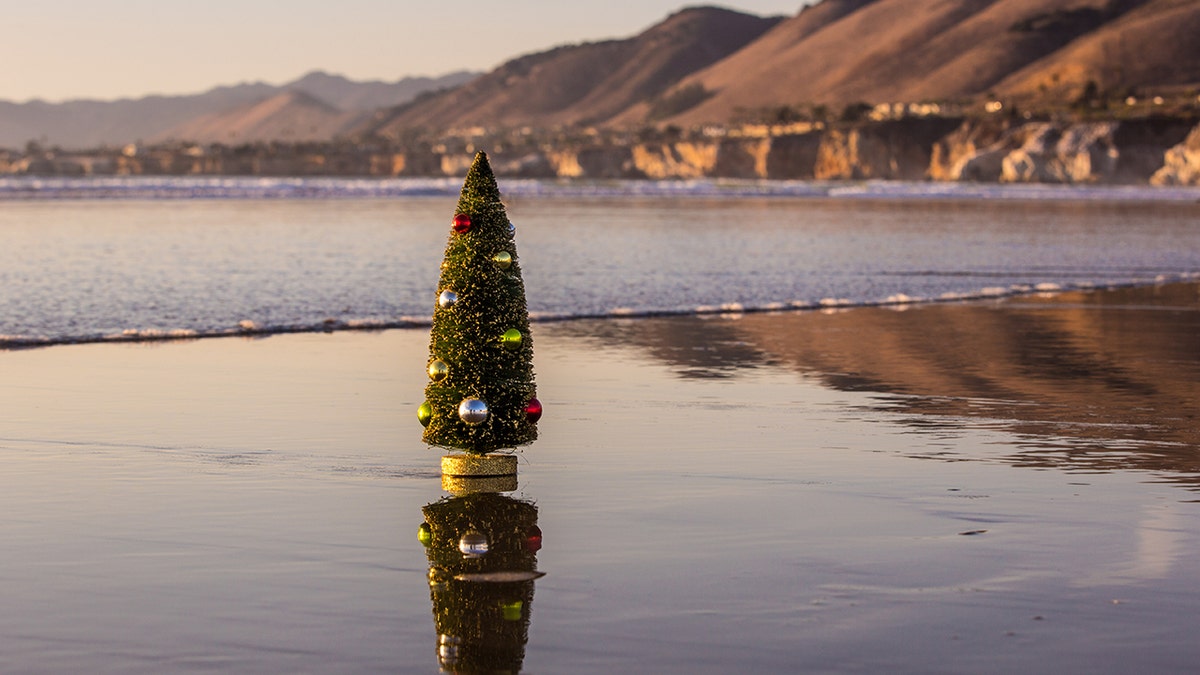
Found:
0,283 -> 1197,673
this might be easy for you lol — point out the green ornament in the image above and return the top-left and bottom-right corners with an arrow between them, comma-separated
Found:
501,328 -> 522,350
418,401 -> 433,427
428,360 -> 449,382
493,251 -> 512,269
501,600 -> 523,621
417,522 -> 432,546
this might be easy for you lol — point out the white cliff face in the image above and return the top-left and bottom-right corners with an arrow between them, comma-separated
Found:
1151,124 -> 1200,186
930,119 -> 1016,182
1000,123 -> 1060,183
934,119 -> 1188,185
1000,123 -> 1119,183
1055,123 -> 1120,183
954,146 -> 1009,182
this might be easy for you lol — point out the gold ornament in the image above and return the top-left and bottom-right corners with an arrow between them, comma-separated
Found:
428,360 -> 449,382
493,251 -> 512,269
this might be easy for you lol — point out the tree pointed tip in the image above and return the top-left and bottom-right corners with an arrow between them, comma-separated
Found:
456,149 -> 501,206
469,150 -> 492,173
462,150 -> 498,189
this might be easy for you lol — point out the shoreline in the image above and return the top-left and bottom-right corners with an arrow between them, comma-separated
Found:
4,275 -> 1197,351
3,174 -> 1200,202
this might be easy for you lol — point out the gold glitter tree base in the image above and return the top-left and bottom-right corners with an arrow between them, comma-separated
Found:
441,453 -> 518,478
442,474 -> 519,495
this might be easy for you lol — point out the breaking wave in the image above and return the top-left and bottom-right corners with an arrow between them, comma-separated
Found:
2,175 -> 1200,202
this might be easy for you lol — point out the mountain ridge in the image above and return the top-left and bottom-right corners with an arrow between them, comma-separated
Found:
659,0 -> 1200,125
1,1 -> 1197,149
353,6 -> 783,138
153,90 -> 365,145
0,70 -> 476,149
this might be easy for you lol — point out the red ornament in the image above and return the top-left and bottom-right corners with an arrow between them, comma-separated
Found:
525,397 -> 543,423
452,213 -> 472,234
525,525 -> 543,553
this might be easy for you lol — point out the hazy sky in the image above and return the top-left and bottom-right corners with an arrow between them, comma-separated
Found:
4,1 -> 810,103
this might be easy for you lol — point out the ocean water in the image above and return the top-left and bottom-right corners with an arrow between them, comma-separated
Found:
0,177 -> 1197,347
1,178 -> 1199,673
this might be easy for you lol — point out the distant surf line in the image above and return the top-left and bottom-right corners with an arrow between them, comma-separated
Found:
2,175 -> 1200,203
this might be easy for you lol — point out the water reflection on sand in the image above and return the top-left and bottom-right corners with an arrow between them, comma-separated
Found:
419,483 -> 543,672
545,282 -> 1200,488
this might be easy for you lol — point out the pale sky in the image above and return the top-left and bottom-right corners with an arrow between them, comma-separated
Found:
3,1 -> 811,103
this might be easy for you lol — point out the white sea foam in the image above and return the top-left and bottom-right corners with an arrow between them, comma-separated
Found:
3,176 -> 1200,202
1,273 -> 1195,349
819,298 -> 852,307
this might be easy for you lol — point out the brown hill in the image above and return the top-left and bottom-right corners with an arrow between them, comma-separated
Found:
0,84 -> 275,150
998,0 -> 1200,98
0,71 -> 478,150
356,6 -> 782,137
154,90 -> 363,144
660,0 -> 1200,126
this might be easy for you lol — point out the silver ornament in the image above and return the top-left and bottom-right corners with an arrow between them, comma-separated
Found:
458,398 -> 489,425
459,530 -> 489,557
508,221 -> 516,235
439,633 -> 461,666
437,289 -> 458,309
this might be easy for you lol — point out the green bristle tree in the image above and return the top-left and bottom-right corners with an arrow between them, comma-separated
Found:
419,152 -> 541,454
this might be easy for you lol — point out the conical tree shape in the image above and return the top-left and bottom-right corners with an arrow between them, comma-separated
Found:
421,152 -> 539,453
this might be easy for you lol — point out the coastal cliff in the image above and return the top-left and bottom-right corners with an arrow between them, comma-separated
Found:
5,116 -> 1200,185
930,117 -> 1195,184
1152,124 -> 1200,186
490,116 -> 1200,184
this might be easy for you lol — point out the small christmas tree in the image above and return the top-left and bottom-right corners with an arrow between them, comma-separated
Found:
419,152 -> 541,458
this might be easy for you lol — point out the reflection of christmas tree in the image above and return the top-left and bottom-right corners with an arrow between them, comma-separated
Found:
420,492 -> 543,672
419,152 -> 542,456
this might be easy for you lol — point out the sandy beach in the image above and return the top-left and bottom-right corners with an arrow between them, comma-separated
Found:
1,282 -> 1197,673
